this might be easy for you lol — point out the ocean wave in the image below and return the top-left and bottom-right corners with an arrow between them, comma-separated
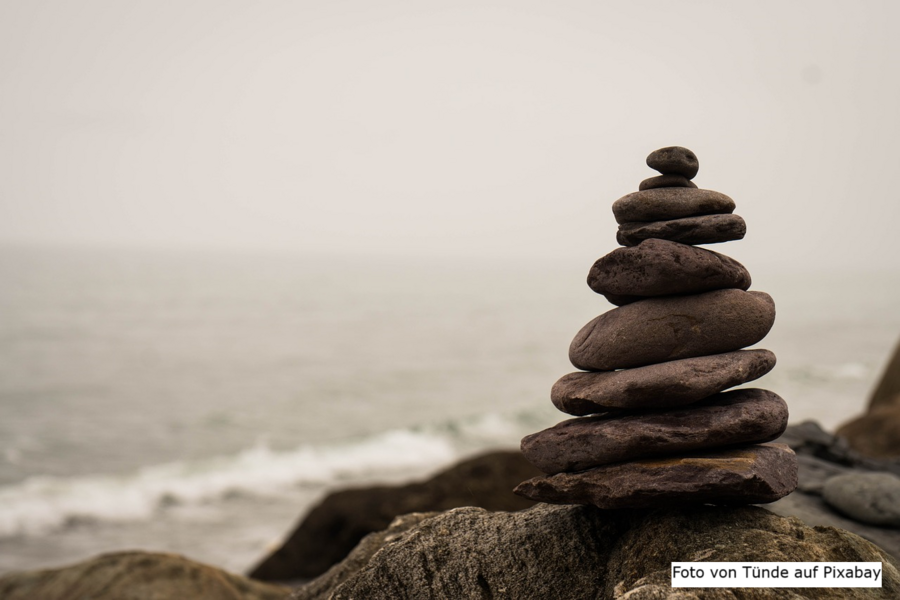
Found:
0,409 -> 550,538
0,427 -> 463,538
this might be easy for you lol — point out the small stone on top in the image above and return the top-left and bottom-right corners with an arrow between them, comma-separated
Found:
647,146 -> 699,179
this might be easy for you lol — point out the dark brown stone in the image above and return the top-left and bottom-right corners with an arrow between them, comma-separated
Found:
248,451 -> 540,581
638,174 -> 697,191
617,213 -> 747,247
514,443 -> 798,509
612,188 -> 734,224
587,239 -> 750,303
869,336 -> 900,410
569,289 -> 776,371
837,404 -> 900,459
522,389 -> 788,474
646,146 -> 700,179
551,349 -> 776,414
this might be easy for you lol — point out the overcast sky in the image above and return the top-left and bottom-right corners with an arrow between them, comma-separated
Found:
1,0 -> 898,271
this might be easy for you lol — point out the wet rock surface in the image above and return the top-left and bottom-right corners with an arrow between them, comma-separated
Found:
523,389 -> 788,473
617,213 -> 747,246
569,289 -> 776,371
515,444 -> 798,509
551,350 -> 776,414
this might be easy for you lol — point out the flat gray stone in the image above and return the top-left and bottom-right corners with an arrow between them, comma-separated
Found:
639,174 -> 697,191
551,349 -> 776,414
587,238 -> 750,305
569,289 -> 776,371
612,188 -> 734,224
514,444 -> 798,509
646,146 -> 699,179
522,389 -> 788,474
823,472 -> 900,527
617,213 -> 747,247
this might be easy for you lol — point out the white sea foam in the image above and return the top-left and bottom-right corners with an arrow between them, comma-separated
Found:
0,427 -> 462,538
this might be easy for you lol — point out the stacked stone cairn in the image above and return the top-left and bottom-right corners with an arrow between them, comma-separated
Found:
514,146 -> 799,509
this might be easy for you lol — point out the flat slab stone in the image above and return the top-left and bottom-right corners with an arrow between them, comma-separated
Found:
523,389 -> 788,474
612,188 -> 734,224
617,213 -> 747,247
639,174 -> 697,191
569,289 -> 776,371
587,239 -> 750,304
514,443 -> 798,509
823,472 -> 900,527
552,349 -> 776,415
646,146 -> 699,179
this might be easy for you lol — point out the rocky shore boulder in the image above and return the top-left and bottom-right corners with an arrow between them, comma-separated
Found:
291,503 -> 899,600
249,450 -> 540,582
0,551 -> 289,600
837,337 -> 900,458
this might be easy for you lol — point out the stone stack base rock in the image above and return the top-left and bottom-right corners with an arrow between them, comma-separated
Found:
515,146 -> 798,508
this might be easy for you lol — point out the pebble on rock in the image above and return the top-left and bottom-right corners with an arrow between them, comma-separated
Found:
551,349 -> 776,415
514,443 -> 798,509
822,472 -> 900,527
646,146 -> 700,179
569,289 -> 776,371
617,214 -> 747,247
639,174 -> 698,191
587,238 -> 750,303
612,188 -> 734,224
522,389 -> 788,474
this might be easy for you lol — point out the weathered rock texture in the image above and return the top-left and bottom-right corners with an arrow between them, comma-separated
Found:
551,350 -> 776,414
587,238 -> 751,303
291,502 -> 900,600
248,450 -> 540,582
523,389 -> 788,473
0,551 -> 289,600
617,213 -> 747,247
612,188 -> 734,223
569,289 -> 776,371
646,146 -> 700,179
516,443 -> 797,508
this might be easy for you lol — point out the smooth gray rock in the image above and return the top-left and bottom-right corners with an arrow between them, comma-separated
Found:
515,444 -> 798,509
638,174 -> 697,191
823,473 -> 900,527
569,289 -> 776,371
522,389 -> 788,474
617,213 -> 747,247
646,146 -> 699,179
293,502 -> 900,600
612,187 -> 734,224
587,238 -> 750,304
552,349 -> 776,414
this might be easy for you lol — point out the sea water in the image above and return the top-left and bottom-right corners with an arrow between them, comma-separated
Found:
0,244 -> 898,575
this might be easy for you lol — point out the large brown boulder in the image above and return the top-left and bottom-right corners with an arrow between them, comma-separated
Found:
837,337 -> 900,458
291,503 -> 900,599
0,551 -> 289,600
248,450 -> 540,582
